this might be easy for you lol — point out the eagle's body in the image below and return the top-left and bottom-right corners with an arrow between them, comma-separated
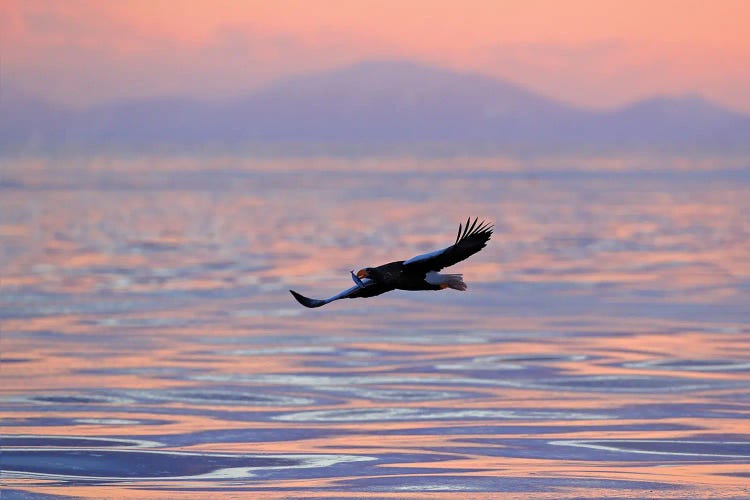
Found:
290,218 -> 492,308
362,261 -> 440,291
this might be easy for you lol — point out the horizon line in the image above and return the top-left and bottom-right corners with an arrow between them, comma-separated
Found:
4,59 -> 747,116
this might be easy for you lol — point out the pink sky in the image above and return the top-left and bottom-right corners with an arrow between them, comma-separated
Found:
2,0 -> 749,112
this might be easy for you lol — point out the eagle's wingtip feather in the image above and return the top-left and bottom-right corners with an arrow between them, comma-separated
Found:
289,289 -> 326,308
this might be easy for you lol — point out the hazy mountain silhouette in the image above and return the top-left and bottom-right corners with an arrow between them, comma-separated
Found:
1,85 -> 70,150
3,61 -> 749,154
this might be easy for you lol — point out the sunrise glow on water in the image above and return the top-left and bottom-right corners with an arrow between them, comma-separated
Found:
2,156 -> 749,498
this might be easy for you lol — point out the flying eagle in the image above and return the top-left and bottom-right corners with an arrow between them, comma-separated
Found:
290,218 -> 493,308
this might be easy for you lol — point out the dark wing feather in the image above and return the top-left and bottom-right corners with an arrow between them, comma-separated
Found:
289,290 -> 333,308
403,218 -> 493,272
290,280 -> 392,308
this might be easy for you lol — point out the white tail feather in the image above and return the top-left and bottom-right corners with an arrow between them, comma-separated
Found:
425,271 -> 467,291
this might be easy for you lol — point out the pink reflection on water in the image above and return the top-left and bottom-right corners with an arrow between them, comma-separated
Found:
2,156 -> 750,497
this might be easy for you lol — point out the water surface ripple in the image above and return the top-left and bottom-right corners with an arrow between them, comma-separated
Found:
2,157 -> 750,498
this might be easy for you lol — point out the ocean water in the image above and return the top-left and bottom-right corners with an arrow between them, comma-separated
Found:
2,156 -> 750,498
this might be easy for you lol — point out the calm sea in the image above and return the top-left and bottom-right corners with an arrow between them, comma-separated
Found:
2,156 -> 750,498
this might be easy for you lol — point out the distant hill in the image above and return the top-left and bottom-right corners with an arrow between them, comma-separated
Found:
3,61 -> 749,154
0,86 -> 70,150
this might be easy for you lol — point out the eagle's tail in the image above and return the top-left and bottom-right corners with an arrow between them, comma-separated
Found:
442,273 -> 467,291
426,272 -> 467,291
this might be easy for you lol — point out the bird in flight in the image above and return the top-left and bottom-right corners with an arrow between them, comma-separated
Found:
290,218 -> 493,308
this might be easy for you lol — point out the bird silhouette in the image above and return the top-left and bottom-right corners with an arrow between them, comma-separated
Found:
290,218 -> 493,308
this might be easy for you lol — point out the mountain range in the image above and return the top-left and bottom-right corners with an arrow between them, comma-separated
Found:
3,61 -> 749,155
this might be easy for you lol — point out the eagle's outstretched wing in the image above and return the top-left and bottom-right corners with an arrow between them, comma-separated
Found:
402,218 -> 493,272
289,278 -> 391,308
290,218 -> 492,308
